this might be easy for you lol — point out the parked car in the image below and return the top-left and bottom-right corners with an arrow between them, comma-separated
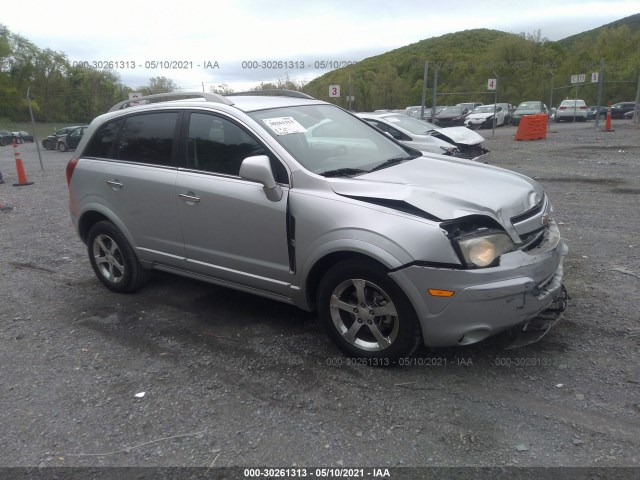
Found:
610,102 -> 637,119
356,112 -> 463,157
67,91 -> 568,361
623,108 -> 637,120
510,101 -> 548,126
57,125 -> 88,152
12,131 -> 35,143
42,126 -> 83,150
554,99 -> 587,122
456,102 -> 483,113
420,119 -> 490,159
464,104 -> 510,129
404,105 -> 445,121
357,112 -> 489,160
0,130 -> 20,146
586,106 -> 607,120
434,105 -> 471,127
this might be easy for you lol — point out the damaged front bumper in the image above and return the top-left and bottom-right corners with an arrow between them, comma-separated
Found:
505,284 -> 568,349
390,222 -> 568,348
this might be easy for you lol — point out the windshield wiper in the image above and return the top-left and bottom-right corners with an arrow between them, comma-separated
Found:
370,155 -> 418,172
319,167 -> 369,177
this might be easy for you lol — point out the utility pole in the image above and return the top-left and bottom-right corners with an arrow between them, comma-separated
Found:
595,59 -> 605,127
27,87 -> 44,171
548,70 -> 554,131
431,67 -> 439,123
634,69 -> 640,124
420,61 -> 429,119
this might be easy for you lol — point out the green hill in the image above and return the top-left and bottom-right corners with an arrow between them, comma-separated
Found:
303,15 -> 640,110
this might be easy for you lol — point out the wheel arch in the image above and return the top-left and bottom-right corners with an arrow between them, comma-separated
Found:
77,207 -> 136,251
302,250 -> 396,312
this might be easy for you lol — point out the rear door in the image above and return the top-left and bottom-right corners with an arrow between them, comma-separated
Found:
79,111 -> 185,265
175,111 -> 292,296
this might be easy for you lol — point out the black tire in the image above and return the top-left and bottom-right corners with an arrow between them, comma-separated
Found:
317,259 -> 422,362
43,139 -> 52,150
57,141 -> 68,152
87,221 -> 150,293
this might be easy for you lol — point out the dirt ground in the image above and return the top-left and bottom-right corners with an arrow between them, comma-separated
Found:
0,119 -> 639,477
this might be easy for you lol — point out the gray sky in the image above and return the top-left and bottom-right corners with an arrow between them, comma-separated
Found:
3,0 -> 638,91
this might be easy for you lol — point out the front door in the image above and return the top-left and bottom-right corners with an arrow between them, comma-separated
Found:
175,111 -> 292,296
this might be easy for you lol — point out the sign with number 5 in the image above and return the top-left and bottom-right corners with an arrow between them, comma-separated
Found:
329,84 -> 340,97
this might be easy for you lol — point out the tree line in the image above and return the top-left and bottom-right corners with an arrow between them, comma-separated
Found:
0,25 -> 185,123
2,20 -> 638,124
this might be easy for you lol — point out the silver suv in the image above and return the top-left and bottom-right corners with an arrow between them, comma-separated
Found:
67,91 -> 568,361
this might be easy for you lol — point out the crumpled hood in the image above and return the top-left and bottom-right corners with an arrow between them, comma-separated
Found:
431,126 -> 484,146
328,156 -> 544,238
466,112 -> 494,121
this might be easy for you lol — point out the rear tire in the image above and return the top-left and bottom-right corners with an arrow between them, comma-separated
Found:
57,142 -> 68,152
87,221 -> 150,293
317,259 -> 422,362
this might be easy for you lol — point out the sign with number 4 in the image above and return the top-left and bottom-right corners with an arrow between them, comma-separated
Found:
487,79 -> 496,90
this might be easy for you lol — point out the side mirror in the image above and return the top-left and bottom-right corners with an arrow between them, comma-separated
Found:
239,155 -> 282,202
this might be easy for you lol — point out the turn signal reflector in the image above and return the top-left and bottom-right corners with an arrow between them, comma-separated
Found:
428,289 -> 455,297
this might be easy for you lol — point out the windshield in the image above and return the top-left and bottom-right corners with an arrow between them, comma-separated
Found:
377,114 -> 438,135
516,102 -> 541,110
473,105 -> 498,113
249,105 -> 416,175
438,106 -> 463,115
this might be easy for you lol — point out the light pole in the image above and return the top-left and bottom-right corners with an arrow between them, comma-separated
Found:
548,70 -> 554,131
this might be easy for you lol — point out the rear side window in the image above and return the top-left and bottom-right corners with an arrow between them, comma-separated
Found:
84,120 -> 122,158
84,112 -> 179,166
117,112 -> 179,166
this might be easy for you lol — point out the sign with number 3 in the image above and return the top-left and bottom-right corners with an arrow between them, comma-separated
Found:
329,84 -> 340,97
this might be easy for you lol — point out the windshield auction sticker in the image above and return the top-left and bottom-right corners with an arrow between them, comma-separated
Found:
262,117 -> 307,135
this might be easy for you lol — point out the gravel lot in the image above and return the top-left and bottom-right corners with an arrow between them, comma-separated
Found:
1,120 -> 639,476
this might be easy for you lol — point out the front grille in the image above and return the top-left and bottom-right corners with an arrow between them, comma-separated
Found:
510,195 -> 550,238
511,197 -> 545,224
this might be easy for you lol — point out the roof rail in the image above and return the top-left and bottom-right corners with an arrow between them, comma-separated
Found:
226,89 -> 315,99
109,91 -> 234,112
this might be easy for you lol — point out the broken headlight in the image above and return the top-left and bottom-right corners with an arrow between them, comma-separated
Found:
440,146 -> 460,156
454,231 -> 515,268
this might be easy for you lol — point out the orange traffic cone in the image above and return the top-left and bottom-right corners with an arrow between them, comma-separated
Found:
12,139 -> 34,186
603,102 -> 613,132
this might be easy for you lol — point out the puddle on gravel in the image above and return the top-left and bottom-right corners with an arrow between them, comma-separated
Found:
610,188 -> 640,194
533,177 -> 625,185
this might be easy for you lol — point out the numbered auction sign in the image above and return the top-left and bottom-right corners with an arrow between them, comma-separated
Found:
329,85 -> 340,98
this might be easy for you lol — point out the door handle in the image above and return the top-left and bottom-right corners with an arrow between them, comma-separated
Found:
179,192 -> 201,203
106,179 -> 123,189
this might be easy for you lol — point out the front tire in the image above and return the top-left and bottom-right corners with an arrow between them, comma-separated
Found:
57,142 -> 68,152
87,221 -> 150,293
317,259 -> 422,361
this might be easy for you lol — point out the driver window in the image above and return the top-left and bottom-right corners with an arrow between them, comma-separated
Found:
187,112 -> 288,183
